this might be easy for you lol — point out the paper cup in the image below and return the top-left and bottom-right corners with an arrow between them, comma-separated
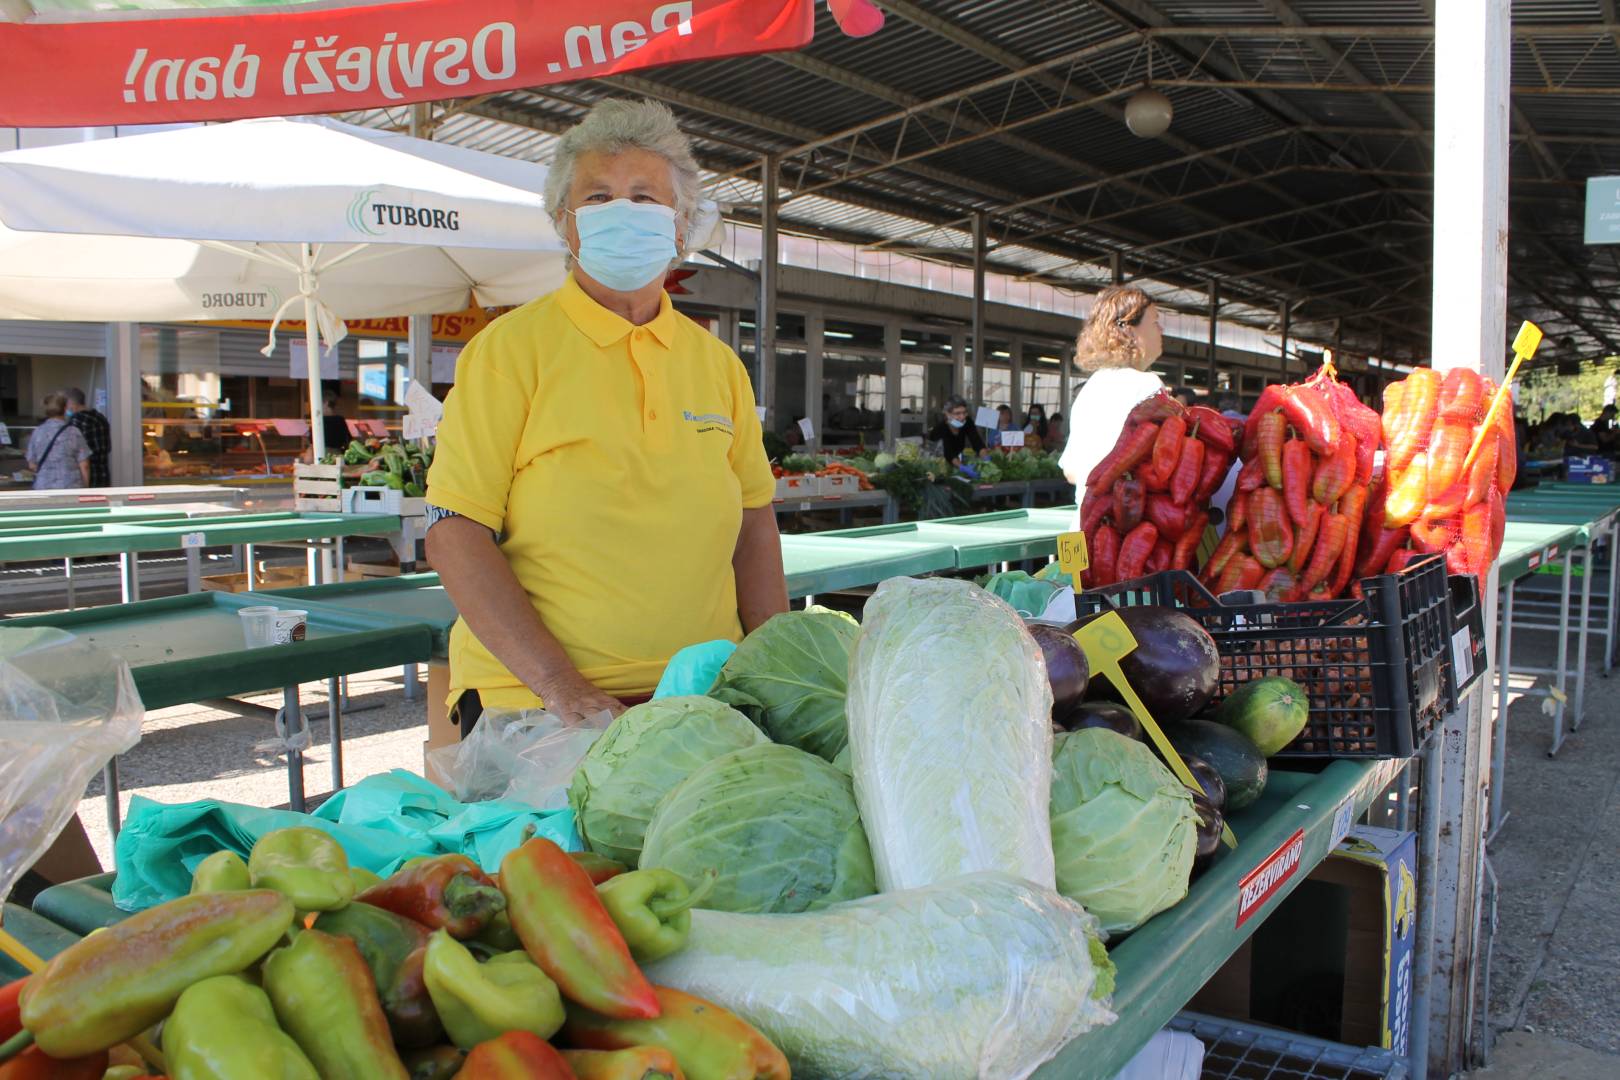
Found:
269,609 -> 308,645
238,606 -> 278,648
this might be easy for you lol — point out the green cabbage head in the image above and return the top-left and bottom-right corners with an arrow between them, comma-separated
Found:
1050,727 -> 1198,934
568,695 -> 767,867
639,742 -> 876,914
709,608 -> 858,762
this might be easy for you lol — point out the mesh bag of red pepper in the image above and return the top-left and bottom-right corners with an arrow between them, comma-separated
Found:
1079,392 -> 1239,589
1213,362 -> 1382,602
1376,367 -> 1514,591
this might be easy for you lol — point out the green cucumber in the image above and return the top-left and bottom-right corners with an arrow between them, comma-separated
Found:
1164,718 -> 1268,812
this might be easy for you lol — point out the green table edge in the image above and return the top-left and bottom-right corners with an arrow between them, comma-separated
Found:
0,903 -> 82,980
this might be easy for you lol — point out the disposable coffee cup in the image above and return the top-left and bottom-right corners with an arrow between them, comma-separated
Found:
238,606 -> 278,648
270,609 -> 308,645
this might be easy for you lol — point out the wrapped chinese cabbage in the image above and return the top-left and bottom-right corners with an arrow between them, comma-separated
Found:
846,577 -> 1055,891
645,872 -> 1116,1080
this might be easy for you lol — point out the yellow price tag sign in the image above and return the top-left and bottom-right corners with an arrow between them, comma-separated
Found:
1073,611 -> 1237,848
1057,530 -> 1089,580
1512,320 -> 1543,361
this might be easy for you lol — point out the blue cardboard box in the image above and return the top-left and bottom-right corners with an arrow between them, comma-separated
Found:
1329,825 -> 1418,1055
1566,455 -> 1614,483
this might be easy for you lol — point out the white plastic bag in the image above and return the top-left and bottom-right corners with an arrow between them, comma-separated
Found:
427,707 -> 611,810
846,577 -> 1055,891
645,872 -> 1116,1080
0,627 -> 142,899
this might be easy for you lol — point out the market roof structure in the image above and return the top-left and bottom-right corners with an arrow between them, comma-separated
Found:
337,1 -> 1620,364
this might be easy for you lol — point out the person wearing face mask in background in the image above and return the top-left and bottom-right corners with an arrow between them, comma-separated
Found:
927,395 -> 986,465
426,99 -> 787,731
1023,403 -> 1050,448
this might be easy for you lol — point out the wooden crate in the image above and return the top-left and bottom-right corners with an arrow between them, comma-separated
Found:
293,462 -> 344,513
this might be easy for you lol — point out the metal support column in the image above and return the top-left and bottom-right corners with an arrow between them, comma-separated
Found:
104,323 -> 143,488
1488,579 -> 1514,838
280,685 -> 307,813
407,103 -> 435,396
971,210 -> 986,406
1060,342 -> 1075,420
1009,336 -> 1024,420
1109,250 -> 1123,285
327,677 -> 345,792
1422,1 -> 1510,1071
1278,300 -> 1292,376
757,155 -> 780,421
883,323 -> 902,448
119,551 -> 140,603
1206,280 -> 1220,390
805,309 -> 825,452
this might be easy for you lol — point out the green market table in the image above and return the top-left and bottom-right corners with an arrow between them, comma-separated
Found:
825,508 -> 1068,570
1507,484 -> 1620,677
7,591 -> 433,826
0,483 -> 245,512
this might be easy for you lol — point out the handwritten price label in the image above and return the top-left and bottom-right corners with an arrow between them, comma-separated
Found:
1056,531 -> 1088,579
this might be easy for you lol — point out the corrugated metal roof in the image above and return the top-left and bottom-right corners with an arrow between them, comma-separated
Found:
341,0 -> 1620,361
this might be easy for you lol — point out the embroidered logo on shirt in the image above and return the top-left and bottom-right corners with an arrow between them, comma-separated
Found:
682,410 -> 734,436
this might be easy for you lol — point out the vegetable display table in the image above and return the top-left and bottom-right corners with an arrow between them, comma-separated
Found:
7,591 -> 433,826
1507,484 -> 1620,675
0,903 -> 80,981
780,533 -> 956,598
1037,758 -> 1403,1079
826,508 -> 1067,569
0,483 -> 245,511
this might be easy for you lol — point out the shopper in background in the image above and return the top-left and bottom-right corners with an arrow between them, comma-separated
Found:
62,387 -> 110,487
927,395 -> 985,465
1170,386 -> 1199,407
1024,403 -> 1050,445
1215,392 -> 1246,420
26,392 -> 91,490
1059,285 -> 1167,519
321,384 -> 350,457
1046,411 -> 1067,449
988,403 -> 1017,447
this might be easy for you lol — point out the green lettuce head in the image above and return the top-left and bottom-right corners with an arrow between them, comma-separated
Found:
639,743 -> 876,914
1050,727 -> 1198,934
710,608 -> 858,762
568,695 -> 767,867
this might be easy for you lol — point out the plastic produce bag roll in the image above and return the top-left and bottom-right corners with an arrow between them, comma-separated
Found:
644,872 -> 1116,1080
846,576 -> 1055,891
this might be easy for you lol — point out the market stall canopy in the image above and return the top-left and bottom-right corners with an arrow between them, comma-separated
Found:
0,115 -> 569,457
0,0 -> 841,127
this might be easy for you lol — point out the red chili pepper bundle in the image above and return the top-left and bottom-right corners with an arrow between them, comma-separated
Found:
1086,421 -> 1158,494
1114,522 -> 1159,580
1288,502 -> 1325,576
1257,411 -> 1288,490
1281,439 -> 1313,526
1170,436 -> 1205,505
1141,414 -> 1187,491
1114,477 -> 1145,533
1172,513 -> 1207,571
1281,385 -> 1341,457
1186,405 -> 1237,454
1247,487 -> 1294,569
1195,447 -> 1233,502
1145,493 -> 1189,541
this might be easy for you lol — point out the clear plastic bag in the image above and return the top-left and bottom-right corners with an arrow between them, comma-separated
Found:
645,872 -> 1116,1079
0,627 -> 143,900
426,707 -> 611,810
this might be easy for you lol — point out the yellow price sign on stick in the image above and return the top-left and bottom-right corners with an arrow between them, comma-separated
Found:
1466,319 -> 1541,473
1056,530 -> 1089,580
1073,611 -> 1237,847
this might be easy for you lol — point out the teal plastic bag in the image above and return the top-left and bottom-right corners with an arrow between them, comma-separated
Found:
982,570 -> 1064,618
654,639 -> 737,698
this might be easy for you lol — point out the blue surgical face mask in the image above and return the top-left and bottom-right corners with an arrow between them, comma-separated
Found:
570,199 -> 679,292
947,417 -> 966,430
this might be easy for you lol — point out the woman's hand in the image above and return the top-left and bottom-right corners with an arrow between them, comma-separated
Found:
539,669 -> 626,725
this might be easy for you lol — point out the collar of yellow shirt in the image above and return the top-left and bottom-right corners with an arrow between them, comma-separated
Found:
557,273 -> 679,349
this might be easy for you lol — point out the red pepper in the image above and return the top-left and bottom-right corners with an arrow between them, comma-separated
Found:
1464,435 -> 1499,509
1318,376 -> 1382,484
1385,547 -> 1422,574
500,838 -> 659,1021
1409,515 -> 1455,553
1170,436 -> 1205,506
1258,411 -> 1287,490
563,1046 -> 685,1080
1247,487 -> 1294,569
1091,524 -> 1121,588
1202,529 -> 1248,585
1127,392 -> 1185,425
1282,385 -> 1341,457
563,987 -> 789,1080
1216,553 -> 1265,593
1425,417 -> 1473,503
1288,502 -> 1325,576
1080,492 -> 1113,535
1329,485 -> 1370,598
1186,406 -> 1237,454
1496,428 -> 1518,492
1114,522 -> 1160,580
1462,495 -> 1499,578
1236,455 -> 1265,493
1489,484 -> 1506,552
359,855 -> 507,941
1141,415 -> 1187,492
1439,367 -> 1485,420
1384,454 -> 1429,527
1258,565 -> 1297,603
0,1046 -> 108,1080
1172,513 -> 1207,571
1243,385 -> 1289,460
1145,493 -> 1189,541
454,1030 -> 575,1079
1113,477 -> 1145,533
1281,439 -> 1312,525
1427,481 -> 1469,521
1311,436 -> 1357,508
1195,448 -> 1233,502
1087,422 -> 1159,494
1145,540 -> 1173,574
1295,513 -> 1349,599
0,977 -> 24,1042
1385,369 -> 1440,473
1226,490 -> 1249,533
1356,526 -> 1409,579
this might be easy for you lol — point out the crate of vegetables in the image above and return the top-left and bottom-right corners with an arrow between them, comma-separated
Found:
1075,552 -> 1458,758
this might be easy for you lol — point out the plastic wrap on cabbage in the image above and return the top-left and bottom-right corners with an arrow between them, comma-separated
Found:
846,577 -> 1055,891
645,872 -> 1115,1080
709,608 -> 858,761
568,696 -> 767,866
1051,728 -> 1198,934
639,743 -> 875,913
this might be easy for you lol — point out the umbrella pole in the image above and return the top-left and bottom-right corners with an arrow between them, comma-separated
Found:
303,243 -> 326,462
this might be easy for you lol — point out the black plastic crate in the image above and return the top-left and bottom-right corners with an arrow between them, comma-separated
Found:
1445,572 -> 1488,709
1075,555 -> 1456,758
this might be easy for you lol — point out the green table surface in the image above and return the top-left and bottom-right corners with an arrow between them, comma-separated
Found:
0,903 -> 82,981
267,573 -> 458,657
0,504 -> 244,530
1037,757 -> 1403,1079
0,511 -> 402,562
6,590 -> 433,710
1497,520 -> 1583,582
30,761 -> 1402,1077
827,508 -> 1066,567
781,533 -> 957,596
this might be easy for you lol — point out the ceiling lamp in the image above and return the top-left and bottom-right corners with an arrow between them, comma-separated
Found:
1125,89 -> 1174,138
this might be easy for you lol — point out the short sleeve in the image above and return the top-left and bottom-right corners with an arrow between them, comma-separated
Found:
425,336 -> 531,533
71,428 -> 91,462
726,354 -> 775,509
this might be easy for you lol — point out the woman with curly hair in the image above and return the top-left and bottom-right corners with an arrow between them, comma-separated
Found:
1058,285 -> 1167,516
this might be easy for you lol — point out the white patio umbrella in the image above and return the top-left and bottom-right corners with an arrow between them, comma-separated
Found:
0,116 -> 568,458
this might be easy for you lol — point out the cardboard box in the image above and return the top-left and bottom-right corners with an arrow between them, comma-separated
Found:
817,474 -> 862,498
773,474 -> 816,501
1565,455 -> 1614,483
1189,824 -> 1417,1055
202,564 -> 309,592
422,661 -> 457,773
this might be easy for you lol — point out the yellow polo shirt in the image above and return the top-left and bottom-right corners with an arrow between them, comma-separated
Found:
427,275 -> 775,709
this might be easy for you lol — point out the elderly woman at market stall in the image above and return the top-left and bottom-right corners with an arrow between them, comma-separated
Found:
426,99 -> 786,729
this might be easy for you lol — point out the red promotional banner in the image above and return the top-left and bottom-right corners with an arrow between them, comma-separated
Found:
0,0 -> 816,127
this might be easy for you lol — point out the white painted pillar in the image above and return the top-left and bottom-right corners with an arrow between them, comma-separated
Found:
1419,2 -> 1510,1074
804,309 -> 825,453
104,323 -> 142,487
883,322 -> 902,448
407,104 -> 434,398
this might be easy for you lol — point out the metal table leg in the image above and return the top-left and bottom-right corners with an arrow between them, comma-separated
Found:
1488,579 -> 1515,840
1548,550 -> 1574,756
281,685 -> 307,812
185,546 -> 202,593
1573,537 -> 1594,728
119,551 -> 140,603
403,664 -> 421,702
103,759 -> 121,838
327,676 -> 344,792
335,535 -> 345,581
244,542 -> 256,587
1607,519 -> 1619,674
64,557 -> 76,610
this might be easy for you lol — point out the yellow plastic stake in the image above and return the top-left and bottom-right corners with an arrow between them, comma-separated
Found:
1056,530 -> 1089,580
1464,319 -> 1541,473
1073,611 -> 1237,847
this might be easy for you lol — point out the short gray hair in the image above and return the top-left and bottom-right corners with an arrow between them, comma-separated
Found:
63,387 -> 87,406
545,99 -> 702,245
